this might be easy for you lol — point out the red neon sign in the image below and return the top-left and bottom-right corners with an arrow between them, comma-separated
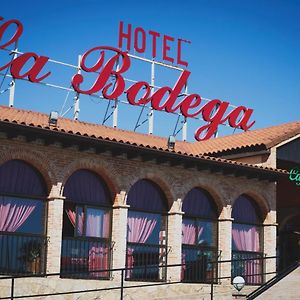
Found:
0,16 -> 255,141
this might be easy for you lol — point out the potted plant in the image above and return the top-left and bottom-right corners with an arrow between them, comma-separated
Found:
20,240 -> 42,274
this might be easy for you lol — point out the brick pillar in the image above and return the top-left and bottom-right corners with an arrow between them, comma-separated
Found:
263,211 -> 277,281
218,205 -> 233,284
46,192 -> 65,274
111,191 -> 129,282
167,199 -> 183,282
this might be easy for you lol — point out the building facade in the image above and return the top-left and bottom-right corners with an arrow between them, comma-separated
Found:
0,106 -> 292,299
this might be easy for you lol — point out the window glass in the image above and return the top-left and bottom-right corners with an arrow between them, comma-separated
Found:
0,196 -> 44,234
63,170 -> 110,206
0,160 -> 46,197
127,211 -> 162,245
182,188 -> 217,219
197,220 -> 216,247
63,205 -> 110,239
75,206 -> 84,236
232,195 -> 261,224
86,207 -> 110,238
232,223 -> 261,252
126,179 -> 167,212
182,218 -> 216,247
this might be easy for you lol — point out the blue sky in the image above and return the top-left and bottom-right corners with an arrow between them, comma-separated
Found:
0,0 -> 299,142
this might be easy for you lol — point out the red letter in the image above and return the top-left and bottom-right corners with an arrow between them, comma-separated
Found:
72,46 -> 130,98
0,17 -> 23,49
163,35 -> 174,63
150,70 -> 190,112
149,30 -> 160,58
134,27 -> 146,53
118,21 -> 131,51
126,81 -> 151,105
177,39 -> 188,67
180,94 -> 201,117
194,100 -> 229,141
9,52 -> 50,82
227,106 -> 255,130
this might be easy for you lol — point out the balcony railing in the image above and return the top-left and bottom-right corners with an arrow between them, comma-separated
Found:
181,245 -> 218,283
60,237 -> 112,279
232,250 -> 264,285
0,255 -> 278,300
0,231 -> 47,276
126,242 -> 168,282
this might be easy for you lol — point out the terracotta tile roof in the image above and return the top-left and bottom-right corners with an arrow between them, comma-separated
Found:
0,105 -> 288,175
0,105 -> 195,153
192,120 -> 300,156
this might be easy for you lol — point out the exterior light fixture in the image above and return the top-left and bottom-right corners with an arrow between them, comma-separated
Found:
167,135 -> 176,150
233,276 -> 245,292
49,111 -> 58,126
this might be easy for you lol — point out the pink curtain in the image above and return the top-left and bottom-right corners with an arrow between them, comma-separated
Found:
182,220 -> 204,245
232,224 -> 261,284
232,225 -> 260,252
66,208 -> 84,235
126,211 -> 158,278
0,197 -> 36,232
86,208 -> 110,238
88,244 -> 109,278
127,212 -> 158,243
182,222 -> 196,245
66,208 -> 76,226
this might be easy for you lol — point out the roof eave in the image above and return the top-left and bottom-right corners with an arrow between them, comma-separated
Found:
0,120 -> 288,182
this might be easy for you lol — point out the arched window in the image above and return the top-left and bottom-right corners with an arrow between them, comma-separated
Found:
232,195 -> 263,285
61,169 -> 112,279
181,188 -> 218,283
0,159 -> 47,275
126,179 -> 168,281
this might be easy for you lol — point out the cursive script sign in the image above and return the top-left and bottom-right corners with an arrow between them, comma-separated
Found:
289,169 -> 300,186
0,16 -> 256,141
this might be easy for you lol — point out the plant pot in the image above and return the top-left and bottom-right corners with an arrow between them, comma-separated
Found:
27,257 -> 40,274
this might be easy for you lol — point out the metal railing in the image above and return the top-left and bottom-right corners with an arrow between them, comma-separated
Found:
232,251 -> 264,285
0,255 -> 278,300
126,242 -> 169,282
246,261 -> 300,300
0,231 -> 47,276
60,237 -> 112,279
181,246 -> 219,283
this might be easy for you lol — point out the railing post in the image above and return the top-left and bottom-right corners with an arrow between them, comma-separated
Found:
263,254 -> 266,283
10,277 -> 14,300
120,269 -> 124,300
210,260 -> 214,300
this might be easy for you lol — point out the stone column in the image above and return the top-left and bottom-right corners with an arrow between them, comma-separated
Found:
263,210 -> 277,281
46,184 -> 65,274
218,205 -> 233,284
111,191 -> 129,282
167,199 -> 183,282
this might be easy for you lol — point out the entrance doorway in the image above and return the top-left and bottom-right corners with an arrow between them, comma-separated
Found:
279,214 -> 300,271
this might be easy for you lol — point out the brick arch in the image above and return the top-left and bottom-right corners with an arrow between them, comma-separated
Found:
0,148 -> 56,194
178,179 -> 225,216
279,213 -> 300,232
60,158 -> 120,203
231,191 -> 270,222
125,173 -> 175,211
